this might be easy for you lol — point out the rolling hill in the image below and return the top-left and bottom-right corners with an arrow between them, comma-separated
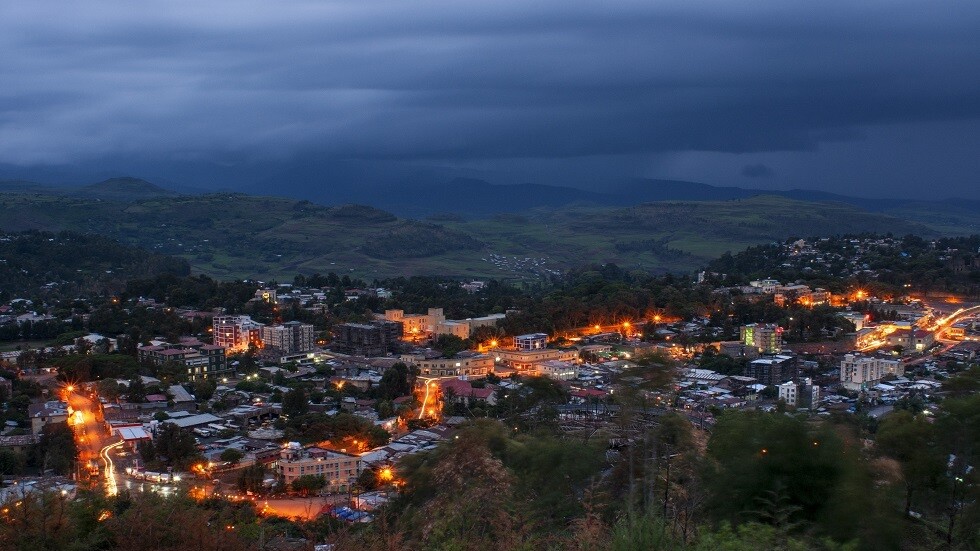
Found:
0,181 -> 945,281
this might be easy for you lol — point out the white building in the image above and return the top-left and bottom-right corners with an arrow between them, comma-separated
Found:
536,360 -> 578,381
515,333 -> 548,351
749,279 -> 780,294
840,353 -> 902,391
778,381 -> 798,406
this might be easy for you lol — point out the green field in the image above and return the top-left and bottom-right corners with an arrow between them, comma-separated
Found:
0,186 -> 946,281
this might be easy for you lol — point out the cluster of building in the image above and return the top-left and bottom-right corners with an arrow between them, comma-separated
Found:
737,278 -> 834,308
677,321 -> 920,416
213,315 -> 316,357
330,308 -> 507,357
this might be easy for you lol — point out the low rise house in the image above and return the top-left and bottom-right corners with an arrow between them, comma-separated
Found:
0,434 -> 40,453
439,379 -> 497,406
536,360 -> 578,381
28,400 -> 70,434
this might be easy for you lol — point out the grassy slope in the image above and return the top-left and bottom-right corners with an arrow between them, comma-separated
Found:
0,191 -> 939,281
881,201 -> 980,236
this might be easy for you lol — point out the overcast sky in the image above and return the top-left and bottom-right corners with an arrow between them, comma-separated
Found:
2,1 -> 979,198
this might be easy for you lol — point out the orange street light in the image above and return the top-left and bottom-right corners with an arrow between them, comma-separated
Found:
66,385 -> 74,393
490,340 -> 498,348
379,467 -> 394,482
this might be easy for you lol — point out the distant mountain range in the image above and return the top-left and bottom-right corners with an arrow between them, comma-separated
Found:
3,173 -> 978,237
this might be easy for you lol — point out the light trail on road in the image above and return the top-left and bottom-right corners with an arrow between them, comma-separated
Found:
100,441 -> 124,496
418,379 -> 434,420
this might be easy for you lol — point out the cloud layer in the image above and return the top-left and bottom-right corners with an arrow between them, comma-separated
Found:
1,1 -> 979,196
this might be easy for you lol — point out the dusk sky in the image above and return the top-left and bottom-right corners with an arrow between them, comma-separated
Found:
2,1 -> 979,198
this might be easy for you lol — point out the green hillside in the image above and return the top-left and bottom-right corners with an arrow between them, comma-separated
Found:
0,230 -> 190,298
0,189 -> 938,280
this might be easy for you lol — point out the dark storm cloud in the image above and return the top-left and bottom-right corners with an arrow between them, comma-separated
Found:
1,1 -> 979,180
741,164 -> 773,178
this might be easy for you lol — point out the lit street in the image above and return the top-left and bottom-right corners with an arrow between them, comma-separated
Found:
64,388 -> 121,495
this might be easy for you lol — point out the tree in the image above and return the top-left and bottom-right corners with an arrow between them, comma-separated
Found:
292,474 -> 326,496
137,439 -> 156,465
238,463 -> 266,494
32,422 -> 78,476
126,376 -> 147,403
378,362 -> 414,400
220,448 -> 245,465
193,379 -> 217,401
704,411 -> 899,546
154,422 -> 202,469
95,378 -> 122,401
876,410 -> 944,516
282,388 -> 309,417
0,449 -> 26,475
434,334 -> 467,358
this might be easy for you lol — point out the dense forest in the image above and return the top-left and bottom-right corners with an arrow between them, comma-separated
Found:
0,230 -> 189,301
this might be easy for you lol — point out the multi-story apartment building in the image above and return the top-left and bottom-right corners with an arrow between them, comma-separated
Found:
745,354 -> 797,385
277,443 -> 362,491
840,353 -> 902,391
740,323 -> 783,354
332,321 -> 403,356
777,379 -> 821,408
777,381 -> 798,405
138,339 -> 229,380
212,315 -> 264,352
261,321 -> 315,354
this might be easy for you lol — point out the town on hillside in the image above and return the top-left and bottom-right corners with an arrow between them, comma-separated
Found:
1,234 -> 979,549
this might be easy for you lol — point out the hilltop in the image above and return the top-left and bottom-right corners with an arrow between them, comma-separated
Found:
77,177 -> 177,200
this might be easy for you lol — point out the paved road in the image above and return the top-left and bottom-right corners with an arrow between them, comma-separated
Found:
258,496 -> 346,519
65,389 -> 121,494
